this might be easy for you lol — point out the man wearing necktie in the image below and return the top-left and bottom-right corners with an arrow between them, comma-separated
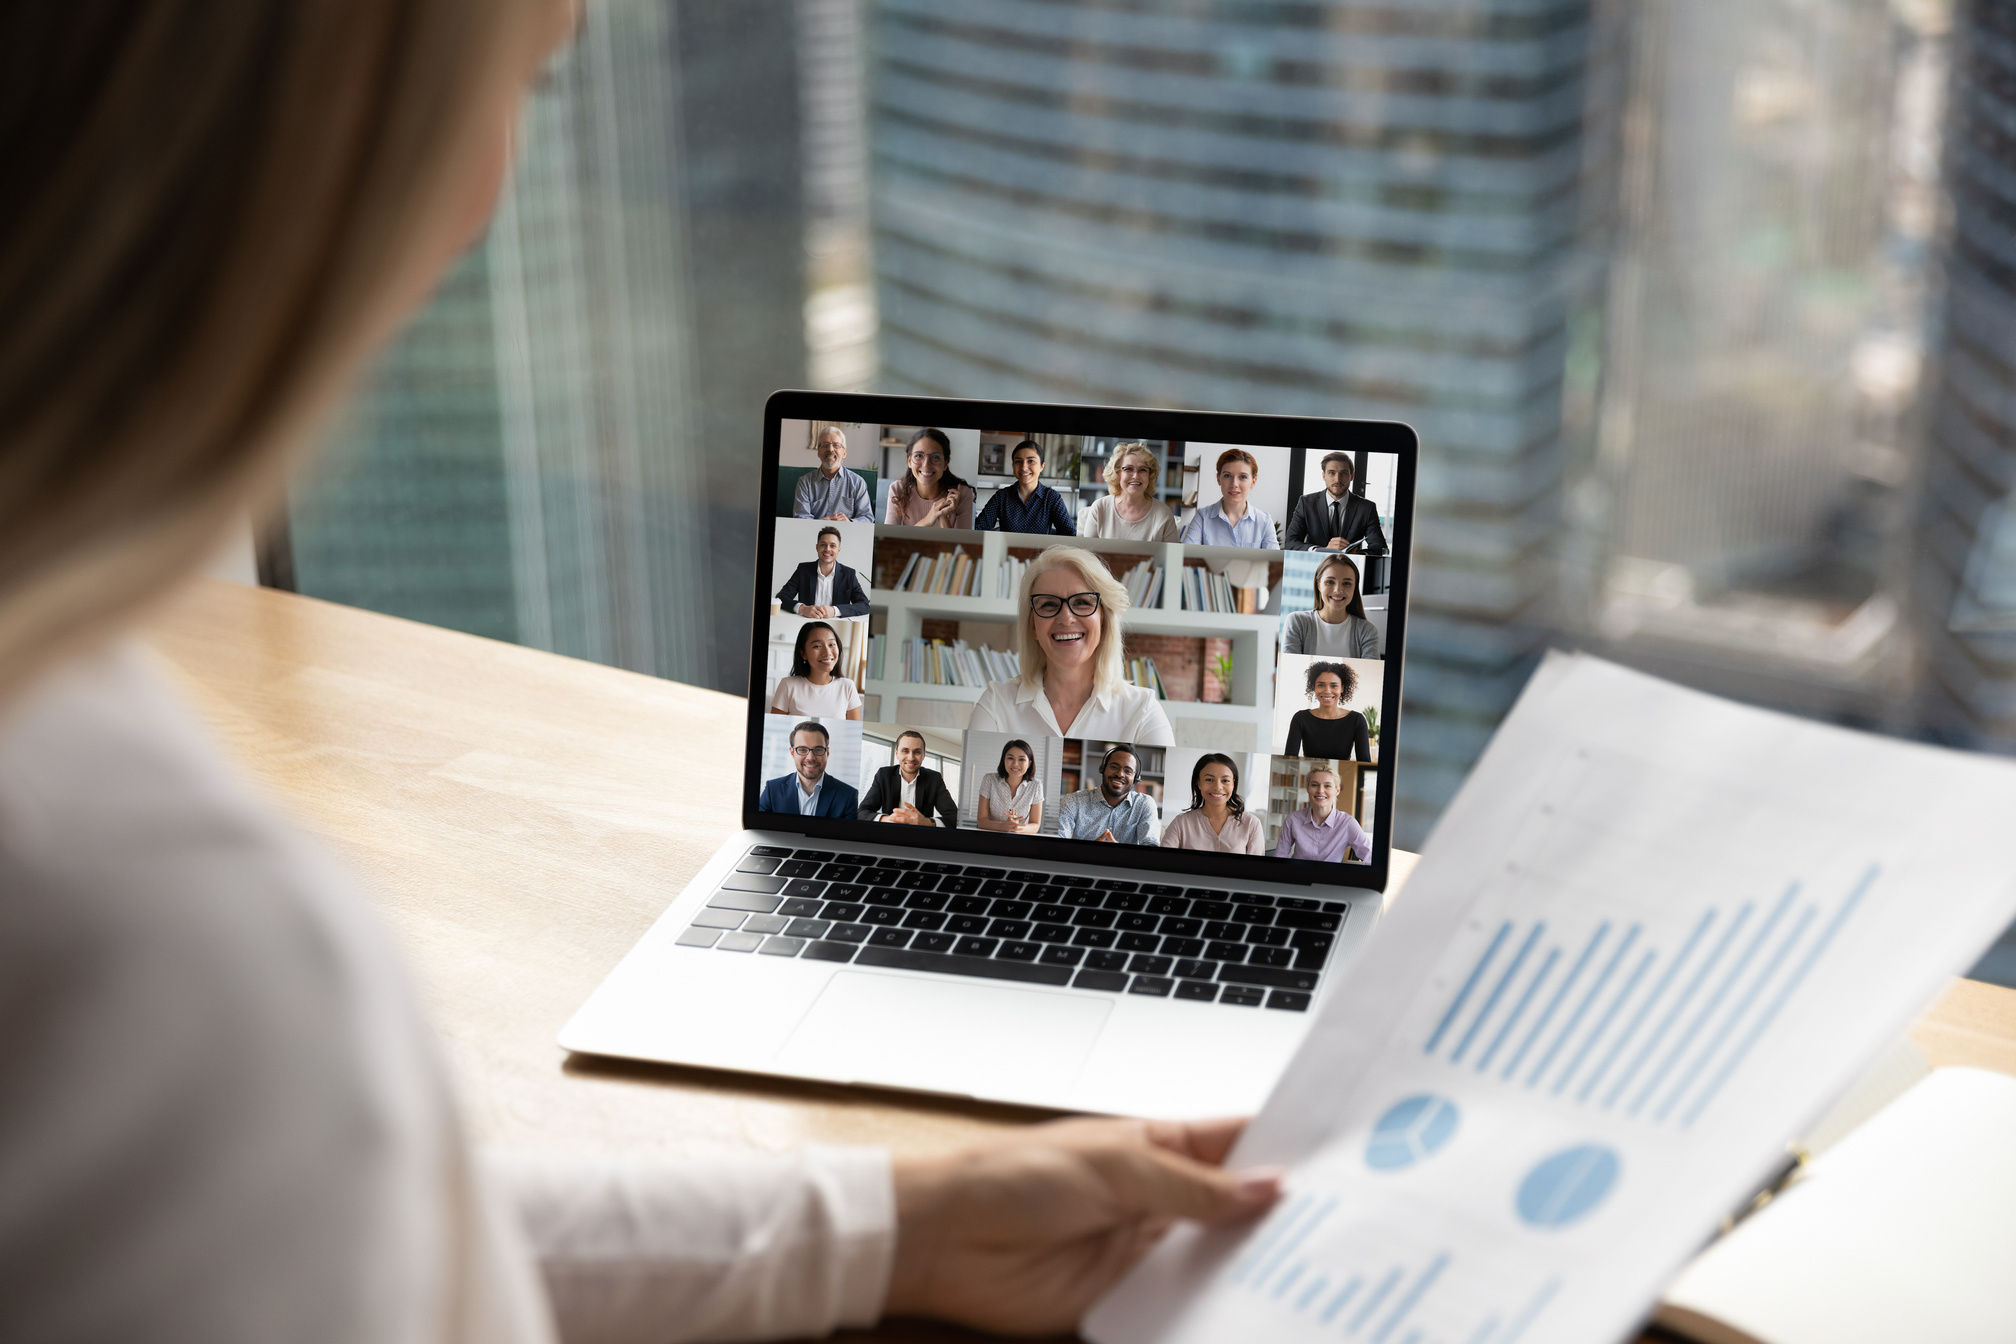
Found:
1285,452 -> 1389,554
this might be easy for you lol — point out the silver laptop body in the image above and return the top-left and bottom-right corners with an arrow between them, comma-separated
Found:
562,392 -> 1417,1119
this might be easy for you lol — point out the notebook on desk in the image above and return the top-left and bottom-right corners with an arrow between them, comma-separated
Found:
561,392 -> 1417,1118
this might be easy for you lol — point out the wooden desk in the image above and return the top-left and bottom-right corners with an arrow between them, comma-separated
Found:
145,579 -> 2016,1342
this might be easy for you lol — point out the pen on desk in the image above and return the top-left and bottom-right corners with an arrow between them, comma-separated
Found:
1717,1146 -> 1808,1239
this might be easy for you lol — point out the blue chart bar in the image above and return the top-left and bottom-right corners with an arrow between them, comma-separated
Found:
1624,903 -> 1755,1115
1248,1197 -> 1335,1292
1658,897 -> 1810,1123
1681,867 -> 1878,1126
1370,1252 -> 1449,1342
1232,1195 -> 1312,1284
1426,922 -> 1513,1054
1503,922 -> 1609,1080
1295,1275 -> 1331,1312
1529,925 -> 1640,1089
1647,887 -> 1798,1122
1579,908 -> 1716,1103
1477,945 -> 1558,1073
1319,1276 -> 1366,1325
1452,925 -> 1545,1064
1347,1267 -> 1405,1335
1552,947 -> 1655,1097
1500,1278 -> 1563,1343
1462,1318 -> 1500,1344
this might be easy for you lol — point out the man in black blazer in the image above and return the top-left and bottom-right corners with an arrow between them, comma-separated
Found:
1285,452 -> 1388,554
858,729 -> 959,828
776,525 -> 869,618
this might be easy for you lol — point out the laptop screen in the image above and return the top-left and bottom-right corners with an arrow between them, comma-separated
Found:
749,393 -> 1415,891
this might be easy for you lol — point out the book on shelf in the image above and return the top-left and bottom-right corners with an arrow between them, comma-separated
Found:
1180,566 -> 1261,614
894,545 -> 984,598
1124,655 -> 1166,699
1118,560 -> 1162,611
995,555 -> 1027,599
893,637 -> 1022,687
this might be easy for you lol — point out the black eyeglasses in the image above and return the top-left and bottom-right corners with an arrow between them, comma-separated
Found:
1028,592 -> 1102,619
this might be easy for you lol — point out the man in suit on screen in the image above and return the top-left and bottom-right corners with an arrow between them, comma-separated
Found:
776,525 -> 870,618
759,721 -> 860,818
858,729 -> 959,827
1285,452 -> 1388,554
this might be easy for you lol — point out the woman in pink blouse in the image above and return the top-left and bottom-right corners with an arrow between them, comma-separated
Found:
884,426 -> 975,527
1161,753 -> 1268,854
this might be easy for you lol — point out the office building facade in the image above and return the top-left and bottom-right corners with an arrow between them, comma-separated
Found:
1917,0 -> 2016,752
867,0 -> 1623,843
291,0 -> 805,694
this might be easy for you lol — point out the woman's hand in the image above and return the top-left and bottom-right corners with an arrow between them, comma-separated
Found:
922,491 -> 956,525
887,1116 -> 1281,1335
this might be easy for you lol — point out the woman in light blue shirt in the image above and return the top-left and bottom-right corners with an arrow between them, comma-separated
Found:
1180,447 -> 1278,548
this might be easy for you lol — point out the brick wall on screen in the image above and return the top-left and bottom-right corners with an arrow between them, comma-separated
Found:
1123,634 -> 1202,701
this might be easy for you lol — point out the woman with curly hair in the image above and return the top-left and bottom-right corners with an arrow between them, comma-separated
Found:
1283,661 -> 1372,760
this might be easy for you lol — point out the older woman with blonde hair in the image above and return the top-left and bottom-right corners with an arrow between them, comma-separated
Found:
0,5 -> 1276,1342
969,546 -> 1175,744
1078,442 -> 1181,541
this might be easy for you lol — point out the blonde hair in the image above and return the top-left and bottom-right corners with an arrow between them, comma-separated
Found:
0,3 -> 545,705
1103,442 -> 1161,496
1015,545 -> 1130,698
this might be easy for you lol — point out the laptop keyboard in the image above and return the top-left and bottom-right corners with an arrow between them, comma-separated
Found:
673,845 -> 1347,1011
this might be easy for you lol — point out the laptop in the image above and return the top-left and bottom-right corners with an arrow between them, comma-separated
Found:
560,392 -> 1417,1118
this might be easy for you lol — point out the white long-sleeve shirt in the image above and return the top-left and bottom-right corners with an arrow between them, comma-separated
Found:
0,643 -> 895,1343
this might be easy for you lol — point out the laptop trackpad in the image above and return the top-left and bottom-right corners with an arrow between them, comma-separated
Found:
774,971 -> 1112,1098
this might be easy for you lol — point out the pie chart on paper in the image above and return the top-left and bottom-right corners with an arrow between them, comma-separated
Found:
1364,1094 -> 1461,1171
1515,1143 -> 1621,1228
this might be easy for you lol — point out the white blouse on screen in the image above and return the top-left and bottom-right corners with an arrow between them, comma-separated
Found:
769,675 -> 863,717
1076,495 -> 1182,542
0,644 -> 895,1344
978,771 -> 1044,822
968,675 -> 1173,746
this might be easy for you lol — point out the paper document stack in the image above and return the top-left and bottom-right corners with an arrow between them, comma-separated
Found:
1088,653 -> 2016,1344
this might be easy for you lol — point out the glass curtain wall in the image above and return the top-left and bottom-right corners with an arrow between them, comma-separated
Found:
1566,0 -> 1945,726
290,0 -> 806,693
865,0 -> 1627,845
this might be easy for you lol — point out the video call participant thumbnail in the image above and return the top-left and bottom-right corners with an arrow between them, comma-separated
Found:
776,525 -> 868,618
1180,447 -> 1278,549
859,729 -> 958,828
1078,442 -> 1181,542
1056,745 -> 1161,845
1285,451 -> 1388,554
885,427 -> 975,528
1283,661 -> 1373,760
975,438 -> 1075,535
1161,753 -> 1265,855
970,546 -> 1175,745
1283,553 -> 1380,659
975,739 -> 1043,834
792,424 -> 875,522
768,620 -> 863,719
759,721 -> 859,818
1274,765 -> 1370,863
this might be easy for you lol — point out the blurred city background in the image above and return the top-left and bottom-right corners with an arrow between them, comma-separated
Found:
281,0 -> 2016,981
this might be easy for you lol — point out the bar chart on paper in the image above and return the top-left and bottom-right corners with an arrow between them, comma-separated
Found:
1227,1190 -> 1563,1344
1090,656 -> 2016,1344
1416,860 -> 1878,1130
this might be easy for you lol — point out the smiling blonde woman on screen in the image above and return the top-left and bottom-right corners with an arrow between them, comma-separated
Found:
969,546 -> 1175,745
1077,442 -> 1181,541
0,6 -> 1279,1343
